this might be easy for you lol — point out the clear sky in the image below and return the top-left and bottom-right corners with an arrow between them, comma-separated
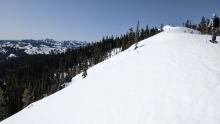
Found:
0,0 -> 219,42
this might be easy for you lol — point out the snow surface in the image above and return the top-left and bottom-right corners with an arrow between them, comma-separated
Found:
163,25 -> 201,34
7,54 -> 17,59
2,26 -> 220,124
0,48 -> 6,53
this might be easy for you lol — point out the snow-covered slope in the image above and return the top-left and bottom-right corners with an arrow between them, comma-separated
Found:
2,26 -> 220,124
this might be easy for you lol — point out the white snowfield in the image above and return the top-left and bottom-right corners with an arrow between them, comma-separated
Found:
1,26 -> 220,124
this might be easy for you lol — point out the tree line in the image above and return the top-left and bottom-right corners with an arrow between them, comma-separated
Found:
183,16 -> 220,34
0,23 -> 159,121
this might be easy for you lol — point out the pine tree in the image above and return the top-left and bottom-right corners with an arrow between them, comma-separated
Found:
145,25 -> 150,38
185,19 -> 192,28
82,68 -> 87,79
198,16 -> 207,34
82,59 -> 88,79
128,27 -> 135,48
160,24 -> 164,32
0,87 -> 8,120
139,28 -> 145,41
22,88 -> 32,108
134,20 -> 140,50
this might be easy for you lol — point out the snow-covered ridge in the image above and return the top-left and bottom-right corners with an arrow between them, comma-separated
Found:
0,39 -> 87,56
163,25 -> 201,34
2,26 -> 220,124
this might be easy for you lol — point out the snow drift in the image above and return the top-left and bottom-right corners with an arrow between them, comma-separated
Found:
1,26 -> 220,124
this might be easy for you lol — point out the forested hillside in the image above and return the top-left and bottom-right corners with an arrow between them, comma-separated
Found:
2,25 -> 220,124
0,24 -> 159,120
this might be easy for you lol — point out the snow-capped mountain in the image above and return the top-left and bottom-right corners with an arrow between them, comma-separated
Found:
2,26 -> 220,124
0,39 -> 86,58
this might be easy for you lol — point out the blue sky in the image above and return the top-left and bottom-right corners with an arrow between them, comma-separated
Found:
0,0 -> 219,41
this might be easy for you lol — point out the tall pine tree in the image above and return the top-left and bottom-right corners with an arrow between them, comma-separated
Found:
134,20 -> 140,50
22,88 -> 32,108
198,16 -> 207,34
0,87 -> 8,120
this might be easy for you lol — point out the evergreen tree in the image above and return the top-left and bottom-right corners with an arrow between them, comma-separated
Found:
160,24 -> 164,32
134,20 -> 140,50
22,88 -> 32,108
0,87 -> 8,120
185,19 -> 192,28
140,28 -> 145,40
82,68 -> 87,79
184,19 -> 197,30
198,16 -> 207,34
128,27 -> 135,48
82,59 -> 88,79
145,25 -> 150,37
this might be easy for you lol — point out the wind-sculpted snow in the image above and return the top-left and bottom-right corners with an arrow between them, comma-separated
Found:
1,26 -> 220,124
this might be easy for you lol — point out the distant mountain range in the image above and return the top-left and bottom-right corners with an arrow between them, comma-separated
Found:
0,39 -> 87,59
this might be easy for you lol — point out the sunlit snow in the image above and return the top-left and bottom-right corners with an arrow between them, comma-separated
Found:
2,26 -> 220,124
